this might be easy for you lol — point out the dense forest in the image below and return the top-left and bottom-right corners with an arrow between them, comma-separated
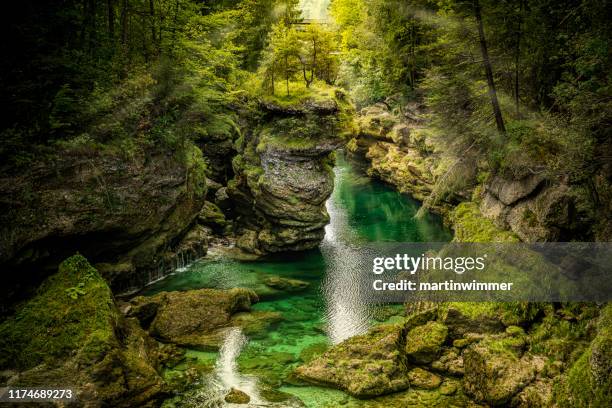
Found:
0,0 -> 611,407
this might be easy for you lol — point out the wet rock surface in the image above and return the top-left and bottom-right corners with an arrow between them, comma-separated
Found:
224,388 -> 251,404
294,302 -> 611,407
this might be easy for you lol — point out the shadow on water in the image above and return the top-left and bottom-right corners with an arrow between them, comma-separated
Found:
149,153 -> 451,407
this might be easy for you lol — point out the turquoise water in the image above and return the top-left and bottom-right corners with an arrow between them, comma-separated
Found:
148,154 -> 451,407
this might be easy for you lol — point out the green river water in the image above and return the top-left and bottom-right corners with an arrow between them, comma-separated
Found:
145,155 -> 451,407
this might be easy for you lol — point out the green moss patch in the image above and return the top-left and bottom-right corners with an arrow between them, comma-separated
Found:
0,254 -> 118,370
451,202 -> 519,242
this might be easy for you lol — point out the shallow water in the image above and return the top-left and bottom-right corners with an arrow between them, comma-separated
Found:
148,154 -> 451,407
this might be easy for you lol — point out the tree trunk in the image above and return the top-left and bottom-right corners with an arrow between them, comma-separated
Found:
474,0 -> 506,133
310,38 -> 317,84
170,0 -> 180,54
514,0 -> 524,116
120,0 -> 128,46
107,0 -> 114,38
149,0 -> 157,52
285,56 -> 290,95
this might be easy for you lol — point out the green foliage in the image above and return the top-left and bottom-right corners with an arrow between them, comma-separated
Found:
259,21 -> 340,95
1,0 -> 286,167
331,0 -> 436,106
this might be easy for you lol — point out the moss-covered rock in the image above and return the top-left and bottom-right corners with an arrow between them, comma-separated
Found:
430,349 -> 465,376
452,202 -> 520,242
0,142 -> 208,296
442,303 -> 506,338
263,275 -> 310,292
407,367 -> 442,389
224,388 -> 250,404
553,304 -> 612,407
463,335 -> 543,406
129,287 -> 259,350
228,88 -> 352,254
198,200 -> 227,229
405,321 -> 448,364
230,310 -> 283,338
295,324 -> 410,398
480,174 -> 593,242
0,255 -> 167,406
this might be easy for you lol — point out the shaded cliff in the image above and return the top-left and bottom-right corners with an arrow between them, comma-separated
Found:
0,142 -> 208,302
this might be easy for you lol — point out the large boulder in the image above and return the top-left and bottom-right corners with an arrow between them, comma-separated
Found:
128,287 -> 277,350
295,324 -> 410,398
0,255 -> 168,407
486,174 -> 545,206
463,336 -> 542,406
480,174 -> 593,242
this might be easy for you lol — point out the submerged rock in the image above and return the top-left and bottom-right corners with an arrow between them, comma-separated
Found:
0,255 -> 167,406
263,276 -> 310,292
295,324 -> 410,398
225,388 -> 250,404
230,310 -> 283,338
129,287 -> 259,350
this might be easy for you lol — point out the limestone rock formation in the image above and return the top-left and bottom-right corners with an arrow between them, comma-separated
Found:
479,173 -> 591,241
295,324 -> 410,398
463,338 -> 542,406
228,93 -> 350,254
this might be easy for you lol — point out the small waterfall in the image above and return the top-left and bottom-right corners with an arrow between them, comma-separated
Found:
183,328 -> 263,407
116,249 -> 200,296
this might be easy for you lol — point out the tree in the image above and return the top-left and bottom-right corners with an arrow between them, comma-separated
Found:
266,23 -> 301,95
473,0 -> 506,134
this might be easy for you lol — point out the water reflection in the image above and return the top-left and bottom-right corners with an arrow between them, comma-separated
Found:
321,164 -> 372,343
320,155 -> 451,344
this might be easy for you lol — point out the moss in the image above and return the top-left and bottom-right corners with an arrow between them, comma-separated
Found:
405,321 -> 448,364
451,202 -> 520,242
445,302 -> 499,319
184,143 -> 208,198
553,304 -> 612,407
0,254 -> 118,370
